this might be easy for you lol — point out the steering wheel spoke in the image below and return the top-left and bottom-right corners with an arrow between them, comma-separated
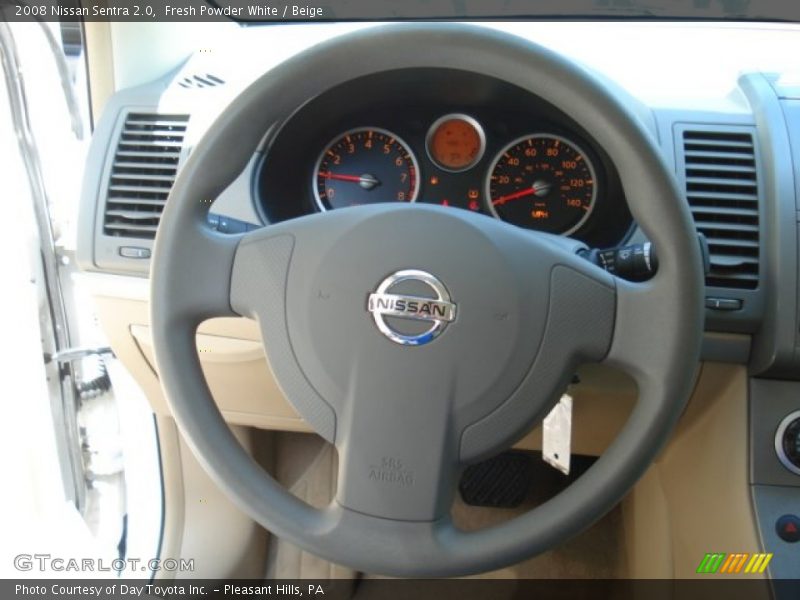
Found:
602,268 -> 702,408
151,217 -> 240,324
602,279 -> 658,374
333,366 -> 460,522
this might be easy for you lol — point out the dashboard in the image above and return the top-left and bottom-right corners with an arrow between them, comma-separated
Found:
77,20 -> 800,374
77,22 -> 800,374
257,68 -> 632,248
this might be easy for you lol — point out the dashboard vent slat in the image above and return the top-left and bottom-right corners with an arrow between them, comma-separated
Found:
106,197 -> 167,207
105,209 -> 163,220
684,190 -> 758,203
680,128 -> 760,290
108,183 -> 172,195
685,175 -> 758,187
112,172 -> 177,182
124,118 -> 188,129
103,112 -> 189,240
118,138 -> 185,148
177,72 -> 226,89
686,164 -> 756,175
104,222 -> 160,233
684,149 -> 755,161
690,206 -> 758,218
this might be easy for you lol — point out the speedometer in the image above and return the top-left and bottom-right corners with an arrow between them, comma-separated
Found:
485,134 -> 597,235
314,127 -> 419,211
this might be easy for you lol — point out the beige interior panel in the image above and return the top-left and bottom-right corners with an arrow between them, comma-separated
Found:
513,364 -> 637,457
134,325 -> 308,430
153,415 -> 184,579
621,464 -> 674,578
622,363 -> 763,579
133,325 -> 265,363
155,416 -> 268,579
93,296 -> 311,432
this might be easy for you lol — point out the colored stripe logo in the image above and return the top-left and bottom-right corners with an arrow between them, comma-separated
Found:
696,552 -> 772,574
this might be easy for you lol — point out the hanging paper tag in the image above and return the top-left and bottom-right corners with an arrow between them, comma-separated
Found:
543,393 -> 573,475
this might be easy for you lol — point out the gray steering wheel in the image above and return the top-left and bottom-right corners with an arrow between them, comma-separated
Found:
150,24 -> 703,577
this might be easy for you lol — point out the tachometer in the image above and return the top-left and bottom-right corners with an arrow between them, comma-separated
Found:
314,127 -> 419,211
485,134 -> 597,235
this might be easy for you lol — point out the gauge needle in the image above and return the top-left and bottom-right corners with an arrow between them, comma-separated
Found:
492,183 -> 547,206
319,171 -> 381,190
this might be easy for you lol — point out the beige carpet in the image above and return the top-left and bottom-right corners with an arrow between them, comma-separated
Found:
450,496 -> 625,579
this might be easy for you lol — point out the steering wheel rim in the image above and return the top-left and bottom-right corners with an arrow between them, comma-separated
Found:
150,23 -> 703,577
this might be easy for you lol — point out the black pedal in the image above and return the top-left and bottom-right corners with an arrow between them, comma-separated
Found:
459,451 -> 533,508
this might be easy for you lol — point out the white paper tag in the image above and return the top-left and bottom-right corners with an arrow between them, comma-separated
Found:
543,393 -> 573,475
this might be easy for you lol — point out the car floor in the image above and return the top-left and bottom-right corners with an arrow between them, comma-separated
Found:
258,431 -> 626,586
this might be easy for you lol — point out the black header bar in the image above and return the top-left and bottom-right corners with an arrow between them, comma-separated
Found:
1,0 -> 799,23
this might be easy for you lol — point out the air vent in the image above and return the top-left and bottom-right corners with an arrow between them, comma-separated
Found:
177,73 -> 225,89
103,113 -> 189,240
681,129 -> 760,290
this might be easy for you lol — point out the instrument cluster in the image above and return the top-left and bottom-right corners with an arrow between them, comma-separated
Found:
313,116 -> 598,236
257,68 -> 632,247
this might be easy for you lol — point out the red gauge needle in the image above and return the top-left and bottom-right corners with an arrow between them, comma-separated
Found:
492,184 -> 544,206
319,171 -> 381,190
319,171 -> 363,183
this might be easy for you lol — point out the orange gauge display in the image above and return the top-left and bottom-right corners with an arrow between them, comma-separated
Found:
426,114 -> 486,172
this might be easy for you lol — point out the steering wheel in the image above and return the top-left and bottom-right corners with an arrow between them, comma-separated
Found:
151,24 -> 703,577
